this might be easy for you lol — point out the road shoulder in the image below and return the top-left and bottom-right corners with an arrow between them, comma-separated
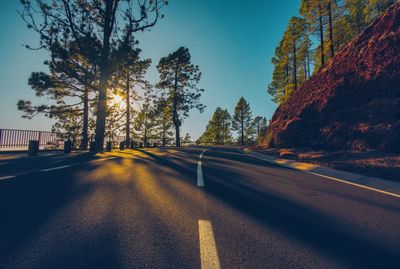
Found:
240,148 -> 400,197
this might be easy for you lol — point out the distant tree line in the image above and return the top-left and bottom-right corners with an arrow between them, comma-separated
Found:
197,97 -> 268,146
17,1 -> 204,149
268,0 -> 396,104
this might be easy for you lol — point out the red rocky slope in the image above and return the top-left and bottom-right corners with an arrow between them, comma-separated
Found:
268,3 -> 400,153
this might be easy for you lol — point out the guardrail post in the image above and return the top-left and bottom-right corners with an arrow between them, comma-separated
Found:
106,141 -> 112,152
38,131 -> 42,146
119,141 -> 125,150
89,141 -> 95,152
28,140 -> 39,156
64,140 -> 72,153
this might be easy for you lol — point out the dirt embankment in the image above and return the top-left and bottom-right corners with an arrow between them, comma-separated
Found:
268,3 -> 400,153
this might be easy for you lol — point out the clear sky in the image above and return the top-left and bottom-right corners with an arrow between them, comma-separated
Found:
0,0 -> 300,139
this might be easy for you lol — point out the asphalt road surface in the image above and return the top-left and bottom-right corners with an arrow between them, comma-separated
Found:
0,147 -> 399,269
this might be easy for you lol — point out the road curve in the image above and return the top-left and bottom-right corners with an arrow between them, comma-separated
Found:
0,147 -> 398,269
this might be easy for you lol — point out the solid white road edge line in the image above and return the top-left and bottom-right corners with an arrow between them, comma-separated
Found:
40,163 -> 79,172
199,219 -> 221,269
197,149 -> 207,187
241,150 -> 400,199
0,175 -> 16,181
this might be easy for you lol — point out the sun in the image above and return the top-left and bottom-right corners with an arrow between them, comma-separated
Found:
110,94 -> 126,110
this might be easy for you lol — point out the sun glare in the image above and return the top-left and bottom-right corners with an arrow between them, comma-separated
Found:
110,94 -> 126,110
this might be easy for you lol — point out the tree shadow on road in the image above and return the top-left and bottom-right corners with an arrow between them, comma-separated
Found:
202,160 -> 400,269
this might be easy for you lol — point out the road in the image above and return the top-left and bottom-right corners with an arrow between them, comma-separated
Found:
0,147 -> 399,269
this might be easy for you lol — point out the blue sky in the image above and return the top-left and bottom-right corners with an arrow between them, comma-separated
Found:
0,0 -> 300,139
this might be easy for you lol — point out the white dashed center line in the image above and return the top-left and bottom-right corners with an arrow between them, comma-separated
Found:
199,219 -> 221,269
197,149 -> 207,187
40,164 -> 79,172
0,175 -> 16,181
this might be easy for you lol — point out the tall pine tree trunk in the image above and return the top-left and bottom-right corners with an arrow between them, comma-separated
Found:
95,69 -> 108,151
293,42 -> 297,91
125,71 -> 130,143
222,122 -> 225,145
173,102 -> 180,147
318,3 -> 325,66
284,63 -> 289,94
173,67 -> 181,147
241,111 -> 244,146
80,87 -> 89,149
304,61 -> 307,81
162,123 -> 167,147
328,1 -> 335,58
144,123 -> 147,146
174,119 -> 180,147
94,0 -> 114,151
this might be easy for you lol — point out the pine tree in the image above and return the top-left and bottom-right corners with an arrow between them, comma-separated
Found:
257,117 -> 269,143
300,0 -> 328,67
364,0 -> 396,23
113,34 -> 151,144
268,0 -> 396,107
20,0 -> 167,151
17,38 -> 98,149
268,17 -> 310,104
156,47 -> 205,147
197,107 -> 232,145
287,17 -> 308,91
268,39 -> 291,104
211,107 -> 232,144
344,0 -> 369,34
232,97 -> 253,146
133,97 -> 154,146
220,109 -> 233,144
152,97 -> 174,147
252,117 -> 263,137
182,133 -> 192,145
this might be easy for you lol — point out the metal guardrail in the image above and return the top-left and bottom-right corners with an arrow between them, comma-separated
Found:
0,129 -> 63,150
0,129 -> 196,152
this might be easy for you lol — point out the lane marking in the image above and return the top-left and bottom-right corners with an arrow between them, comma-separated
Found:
306,171 -> 400,199
40,163 -> 79,172
199,220 -> 221,269
197,149 -> 207,187
242,151 -> 400,199
197,161 -> 204,187
0,175 -> 16,181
